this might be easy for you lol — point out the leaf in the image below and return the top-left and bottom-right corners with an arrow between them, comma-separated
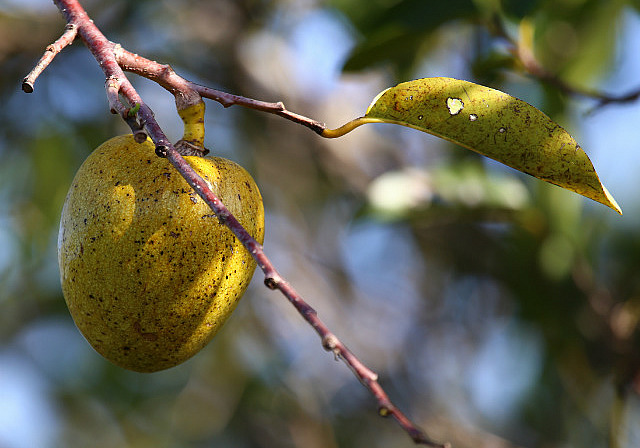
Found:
337,0 -> 478,74
323,78 -> 621,214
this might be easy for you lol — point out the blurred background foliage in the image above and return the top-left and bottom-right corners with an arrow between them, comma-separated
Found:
1,0 -> 639,447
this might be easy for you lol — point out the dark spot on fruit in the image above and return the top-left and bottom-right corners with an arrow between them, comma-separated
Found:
133,321 -> 159,342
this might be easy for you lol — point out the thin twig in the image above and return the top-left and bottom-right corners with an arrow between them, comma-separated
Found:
114,45 -> 327,134
28,1 -> 446,446
22,23 -> 78,93
195,84 -> 328,134
515,44 -> 640,106
113,44 -> 201,110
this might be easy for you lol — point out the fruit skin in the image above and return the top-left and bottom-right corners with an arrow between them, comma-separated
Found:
58,135 -> 265,372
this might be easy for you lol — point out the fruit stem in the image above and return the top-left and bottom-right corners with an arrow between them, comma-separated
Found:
179,101 -> 206,146
175,100 -> 209,156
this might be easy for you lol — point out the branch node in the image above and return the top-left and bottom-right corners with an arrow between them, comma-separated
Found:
321,334 -> 339,352
378,405 -> 392,417
133,130 -> 148,143
264,276 -> 279,290
215,212 -> 229,226
105,76 -> 125,115
155,145 -> 169,158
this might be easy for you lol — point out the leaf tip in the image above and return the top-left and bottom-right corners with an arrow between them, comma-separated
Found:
601,185 -> 622,215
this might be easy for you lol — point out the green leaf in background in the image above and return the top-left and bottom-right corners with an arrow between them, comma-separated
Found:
323,78 -> 621,214
335,0 -> 478,74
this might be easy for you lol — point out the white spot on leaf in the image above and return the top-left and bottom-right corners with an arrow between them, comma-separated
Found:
447,97 -> 464,115
469,114 -> 478,121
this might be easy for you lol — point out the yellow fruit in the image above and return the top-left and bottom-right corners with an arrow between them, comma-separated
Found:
58,135 -> 265,372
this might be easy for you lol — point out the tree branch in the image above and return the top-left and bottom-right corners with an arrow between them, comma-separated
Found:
491,16 -> 640,108
22,23 -> 77,93
114,45 -> 327,134
26,1 -> 446,446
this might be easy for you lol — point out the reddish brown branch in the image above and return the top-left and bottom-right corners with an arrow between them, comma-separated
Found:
114,45 -> 327,134
28,1 -> 445,446
51,0 -> 170,148
194,84 -> 328,134
22,23 -> 78,93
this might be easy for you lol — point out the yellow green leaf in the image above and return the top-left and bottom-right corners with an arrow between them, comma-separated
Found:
323,78 -> 621,214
